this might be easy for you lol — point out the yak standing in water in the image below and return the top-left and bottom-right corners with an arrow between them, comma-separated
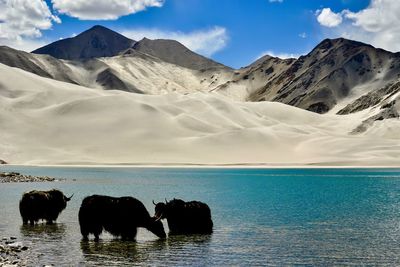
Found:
78,195 -> 166,241
19,189 -> 73,225
153,199 -> 213,235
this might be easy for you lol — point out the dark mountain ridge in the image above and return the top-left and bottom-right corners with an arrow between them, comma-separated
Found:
32,25 -> 229,71
32,25 -> 135,60
245,38 -> 400,113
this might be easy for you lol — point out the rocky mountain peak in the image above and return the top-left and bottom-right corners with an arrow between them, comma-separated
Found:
32,25 -> 136,60
31,25 -> 230,71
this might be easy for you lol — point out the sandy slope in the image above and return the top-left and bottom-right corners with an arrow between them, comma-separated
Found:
47,52 -> 232,94
0,63 -> 399,166
0,46 -> 233,95
98,53 -> 232,94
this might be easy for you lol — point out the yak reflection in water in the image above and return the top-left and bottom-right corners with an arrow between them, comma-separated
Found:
80,235 -> 212,266
20,223 -> 67,239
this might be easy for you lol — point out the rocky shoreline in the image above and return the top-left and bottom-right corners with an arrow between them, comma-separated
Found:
0,172 -> 63,183
0,237 -> 28,266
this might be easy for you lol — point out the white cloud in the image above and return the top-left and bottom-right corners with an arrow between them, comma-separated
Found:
51,0 -> 164,20
256,50 -> 300,60
269,0 -> 283,3
316,8 -> 343,28
317,0 -> 400,52
121,27 -> 229,57
0,0 -> 58,39
0,0 -> 59,51
343,2 -> 399,33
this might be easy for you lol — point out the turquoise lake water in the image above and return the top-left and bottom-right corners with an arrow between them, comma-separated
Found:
1,167 -> 400,265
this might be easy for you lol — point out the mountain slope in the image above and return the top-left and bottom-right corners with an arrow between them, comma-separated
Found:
132,37 -> 229,71
0,45 -> 233,94
218,38 -> 400,113
32,25 -> 135,60
0,46 -> 82,84
337,79 -> 400,133
214,55 -> 295,100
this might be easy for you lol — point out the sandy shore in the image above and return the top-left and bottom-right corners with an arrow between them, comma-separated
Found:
2,163 -> 400,169
0,171 -> 62,183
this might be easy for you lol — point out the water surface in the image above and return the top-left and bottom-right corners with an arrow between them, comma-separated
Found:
1,167 -> 400,265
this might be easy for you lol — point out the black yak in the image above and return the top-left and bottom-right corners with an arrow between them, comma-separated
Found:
153,198 -> 213,235
78,195 -> 166,241
19,189 -> 73,225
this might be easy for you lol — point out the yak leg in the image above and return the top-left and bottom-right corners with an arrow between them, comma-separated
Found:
29,219 -> 34,226
79,219 -> 90,241
80,224 -> 92,241
80,228 -> 89,241
93,225 -> 102,242
94,234 -> 100,242
79,216 -> 102,241
122,227 -> 137,241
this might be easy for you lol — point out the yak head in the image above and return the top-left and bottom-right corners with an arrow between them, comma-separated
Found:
49,189 -> 73,210
64,193 -> 74,202
148,217 -> 166,238
152,199 -> 168,221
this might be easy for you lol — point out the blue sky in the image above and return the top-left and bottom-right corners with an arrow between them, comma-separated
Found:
2,0 -> 398,68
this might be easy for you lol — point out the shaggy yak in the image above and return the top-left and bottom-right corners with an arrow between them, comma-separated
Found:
78,195 -> 166,241
153,198 -> 213,235
19,189 -> 73,225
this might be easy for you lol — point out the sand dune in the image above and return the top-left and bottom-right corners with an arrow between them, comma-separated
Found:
0,63 -> 399,166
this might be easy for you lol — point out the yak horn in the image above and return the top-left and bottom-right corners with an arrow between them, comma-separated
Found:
66,193 -> 74,201
152,200 -> 157,205
165,198 -> 168,204
154,213 -> 162,222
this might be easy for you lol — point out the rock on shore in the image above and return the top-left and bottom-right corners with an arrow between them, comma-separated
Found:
0,237 -> 28,266
0,172 -> 62,183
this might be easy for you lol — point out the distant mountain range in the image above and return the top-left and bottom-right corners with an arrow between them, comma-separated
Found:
0,25 -> 399,131
32,25 -> 227,71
